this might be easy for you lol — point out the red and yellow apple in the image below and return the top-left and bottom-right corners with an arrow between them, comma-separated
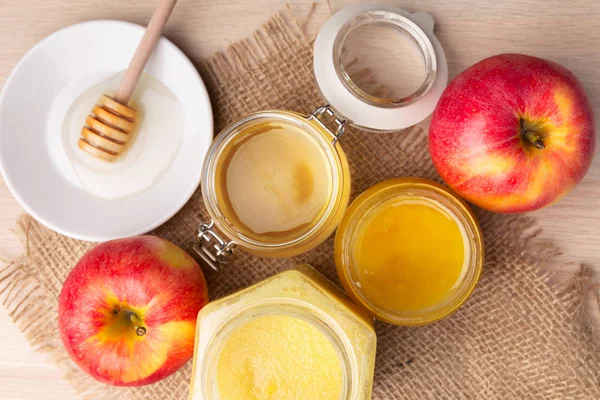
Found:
58,236 -> 209,386
429,53 -> 595,213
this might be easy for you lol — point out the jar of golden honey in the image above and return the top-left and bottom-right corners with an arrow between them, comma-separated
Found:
193,3 -> 448,270
198,108 -> 351,263
188,265 -> 377,400
335,178 -> 484,326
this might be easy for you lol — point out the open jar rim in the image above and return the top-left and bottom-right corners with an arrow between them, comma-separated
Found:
198,110 -> 350,267
334,178 -> 484,326
198,299 -> 358,400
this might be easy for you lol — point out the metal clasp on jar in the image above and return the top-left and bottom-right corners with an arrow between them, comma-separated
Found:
309,105 -> 348,145
193,221 -> 237,271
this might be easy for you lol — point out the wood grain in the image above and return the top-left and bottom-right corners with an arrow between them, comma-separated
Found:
0,0 -> 599,398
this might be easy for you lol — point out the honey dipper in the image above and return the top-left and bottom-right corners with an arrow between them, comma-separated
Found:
78,0 -> 178,161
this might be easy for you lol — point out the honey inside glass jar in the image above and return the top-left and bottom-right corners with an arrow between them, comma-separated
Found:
214,118 -> 333,242
335,178 -> 484,325
201,111 -> 350,259
188,265 -> 377,400
216,314 -> 344,400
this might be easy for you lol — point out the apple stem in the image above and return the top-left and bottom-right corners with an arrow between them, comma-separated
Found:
129,312 -> 147,336
520,119 -> 545,150
524,130 -> 545,150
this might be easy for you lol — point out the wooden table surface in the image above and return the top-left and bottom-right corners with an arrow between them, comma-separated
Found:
1,0 -> 599,398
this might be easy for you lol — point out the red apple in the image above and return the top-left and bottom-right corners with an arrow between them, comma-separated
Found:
429,53 -> 595,213
58,236 -> 209,386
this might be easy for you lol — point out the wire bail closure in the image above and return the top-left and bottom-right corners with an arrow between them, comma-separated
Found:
309,105 -> 347,145
193,221 -> 237,271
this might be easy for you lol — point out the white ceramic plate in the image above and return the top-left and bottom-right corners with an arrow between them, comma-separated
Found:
0,20 -> 213,241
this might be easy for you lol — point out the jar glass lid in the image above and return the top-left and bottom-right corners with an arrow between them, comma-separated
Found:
313,4 -> 448,131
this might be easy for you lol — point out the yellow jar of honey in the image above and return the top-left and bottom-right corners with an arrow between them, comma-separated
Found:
335,178 -> 484,326
193,4 -> 448,270
198,108 -> 350,264
188,265 -> 377,400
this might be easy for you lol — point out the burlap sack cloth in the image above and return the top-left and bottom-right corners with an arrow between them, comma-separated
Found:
1,8 -> 599,400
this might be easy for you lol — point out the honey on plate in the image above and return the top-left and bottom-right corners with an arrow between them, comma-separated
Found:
335,178 -> 484,325
62,72 -> 184,199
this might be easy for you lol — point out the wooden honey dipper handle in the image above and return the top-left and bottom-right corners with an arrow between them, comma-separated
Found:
78,0 -> 178,161
113,0 -> 179,104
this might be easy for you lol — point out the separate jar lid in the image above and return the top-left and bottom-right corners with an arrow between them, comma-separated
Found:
334,179 -> 484,326
314,3 -> 448,131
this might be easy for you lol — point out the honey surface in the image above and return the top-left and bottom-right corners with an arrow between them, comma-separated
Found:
353,199 -> 468,312
216,315 -> 343,400
63,72 -> 183,199
220,121 -> 332,236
